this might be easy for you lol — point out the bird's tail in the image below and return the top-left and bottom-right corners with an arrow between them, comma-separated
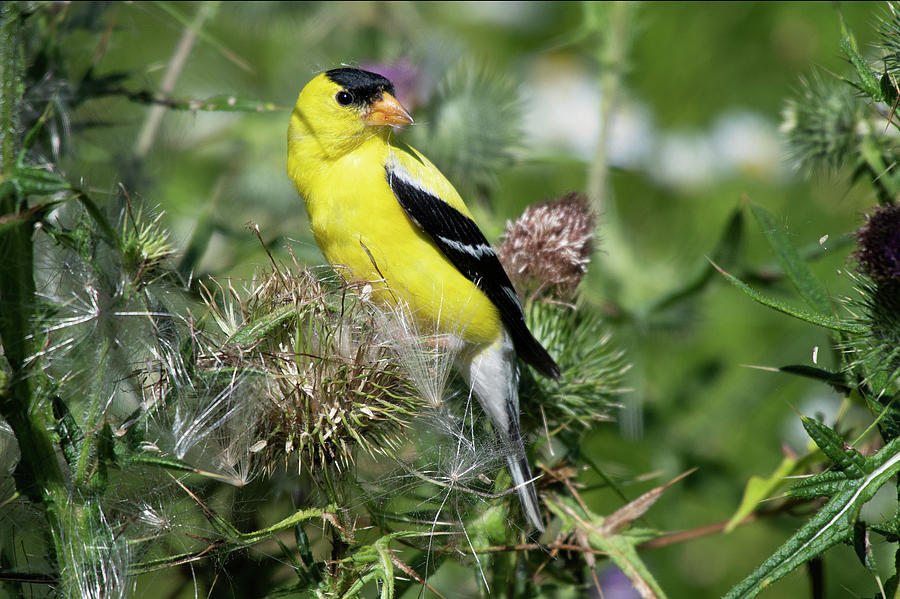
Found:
456,330 -> 545,532
505,420 -> 545,533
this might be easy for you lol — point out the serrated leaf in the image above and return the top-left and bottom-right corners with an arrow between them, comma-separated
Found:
840,18 -> 883,101
726,456 -> 797,533
711,261 -> 866,333
778,365 -> 849,392
749,203 -> 831,315
13,167 -> 70,194
800,416 -> 866,477
725,437 -> 900,599
789,470 -> 853,500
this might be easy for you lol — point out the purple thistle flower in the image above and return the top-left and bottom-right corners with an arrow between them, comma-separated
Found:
855,204 -> 900,282
359,60 -> 421,111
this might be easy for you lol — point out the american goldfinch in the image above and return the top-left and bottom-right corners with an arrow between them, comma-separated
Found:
287,67 -> 559,531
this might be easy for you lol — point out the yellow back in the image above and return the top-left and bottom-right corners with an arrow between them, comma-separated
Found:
287,73 -> 501,343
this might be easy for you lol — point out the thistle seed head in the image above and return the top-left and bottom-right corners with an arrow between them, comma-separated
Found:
497,192 -> 595,300
197,265 -> 423,475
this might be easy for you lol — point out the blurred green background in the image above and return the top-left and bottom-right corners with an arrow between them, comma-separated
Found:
46,1 -> 889,597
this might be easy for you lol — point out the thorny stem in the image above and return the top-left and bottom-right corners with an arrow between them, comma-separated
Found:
74,339 -> 110,488
0,3 -> 19,175
0,1 -> 72,587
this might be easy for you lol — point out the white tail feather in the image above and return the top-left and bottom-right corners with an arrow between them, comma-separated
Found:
456,329 -> 545,532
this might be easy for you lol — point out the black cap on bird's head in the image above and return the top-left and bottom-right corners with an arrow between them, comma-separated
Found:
325,67 -> 413,126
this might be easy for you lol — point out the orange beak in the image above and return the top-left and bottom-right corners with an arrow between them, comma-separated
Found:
364,92 -> 414,126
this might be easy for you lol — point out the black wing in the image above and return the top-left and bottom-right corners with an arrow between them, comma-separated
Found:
386,166 -> 560,380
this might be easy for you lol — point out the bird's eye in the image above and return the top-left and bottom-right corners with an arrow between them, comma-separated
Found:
335,91 -> 354,106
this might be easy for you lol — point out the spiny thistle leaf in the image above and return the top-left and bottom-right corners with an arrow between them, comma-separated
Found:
839,16 -> 883,101
800,416 -> 866,477
749,202 -> 831,316
713,262 -> 866,334
726,435 -> 900,599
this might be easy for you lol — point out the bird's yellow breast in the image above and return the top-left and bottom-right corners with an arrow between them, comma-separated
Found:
290,134 -> 502,344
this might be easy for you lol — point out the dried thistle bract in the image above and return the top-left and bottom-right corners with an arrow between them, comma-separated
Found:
497,192 -> 595,301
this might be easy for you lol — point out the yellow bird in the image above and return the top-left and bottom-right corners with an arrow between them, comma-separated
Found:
287,67 -> 559,531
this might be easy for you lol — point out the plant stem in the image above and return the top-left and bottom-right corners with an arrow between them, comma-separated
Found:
133,1 -> 217,159
0,3 -> 75,589
587,1 -> 633,213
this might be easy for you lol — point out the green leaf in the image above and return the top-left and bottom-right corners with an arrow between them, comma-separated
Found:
712,261 -> 865,333
294,523 -> 322,583
73,190 -> 121,247
859,134 -> 900,202
725,437 -> 900,598
51,395 -> 82,466
18,100 -> 54,160
12,166 -> 70,195
725,455 -> 798,533
749,203 -> 830,315
789,470 -> 853,499
778,365 -> 849,392
840,17 -> 883,101
800,416 -> 866,477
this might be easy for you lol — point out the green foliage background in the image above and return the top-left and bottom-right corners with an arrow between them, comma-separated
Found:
2,1 -> 896,597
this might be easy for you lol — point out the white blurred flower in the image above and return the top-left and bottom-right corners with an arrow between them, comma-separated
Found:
522,56 -> 601,160
522,56 -> 783,186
